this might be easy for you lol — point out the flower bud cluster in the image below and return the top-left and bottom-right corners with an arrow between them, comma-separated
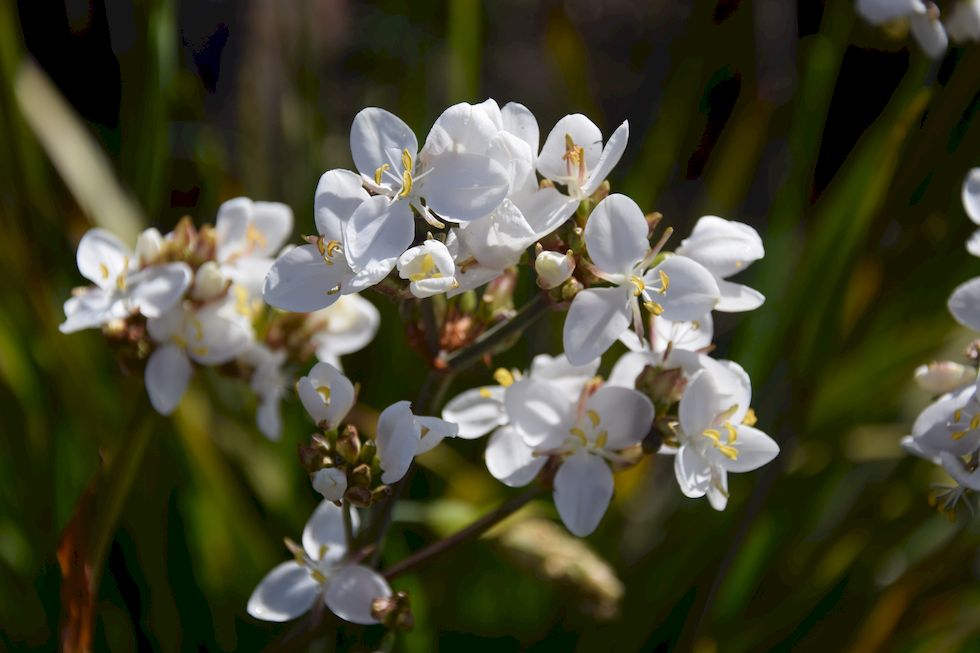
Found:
855,0 -> 980,59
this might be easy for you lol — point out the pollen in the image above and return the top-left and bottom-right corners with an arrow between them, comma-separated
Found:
742,408 -> 757,426
645,301 -> 664,316
246,222 -> 268,249
562,134 -> 587,183
955,409 -> 963,423
586,409 -> 601,428
569,427 -> 588,444
658,269 -> 670,294
398,149 -> 415,198
409,253 -> 442,282
970,414 -> 980,430
374,163 -> 391,186
594,430 -> 608,449
316,385 -> 332,404
630,276 -> 645,297
115,256 -> 130,291
952,430 -> 967,441
99,263 -> 110,280
493,368 -> 515,387
478,387 -> 493,398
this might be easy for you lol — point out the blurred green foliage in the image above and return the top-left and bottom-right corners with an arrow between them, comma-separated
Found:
2,0 -> 980,651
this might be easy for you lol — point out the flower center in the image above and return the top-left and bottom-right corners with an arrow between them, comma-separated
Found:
374,149 -> 416,199
701,404 -> 740,460
562,134 -> 587,186
408,253 -> 443,282
568,409 -> 609,451
950,406 -> 980,440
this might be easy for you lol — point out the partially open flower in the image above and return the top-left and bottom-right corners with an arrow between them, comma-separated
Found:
535,250 -> 575,289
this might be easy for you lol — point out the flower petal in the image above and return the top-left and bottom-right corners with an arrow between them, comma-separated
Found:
679,370 -> 726,439
528,353 -> 599,401
500,102 -> 539,159
485,426 -> 546,487
714,280 -> 765,312
676,216 -> 765,279
584,386 -> 655,450
647,256 -> 720,322
442,386 -> 507,439
674,445 -> 710,498
420,152 -> 510,221
250,201 -> 294,257
76,228 -> 133,288
311,294 -> 381,364
343,195 -> 414,271
909,11 -> 948,58
459,199 -> 536,269
315,169 -> 370,241
59,288 -> 118,333
725,425 -> 779,473
581,120 -> 628,196
553,451 -> 613,537
422,101 -> 500,157
584,194 -> 648,275
940,451 -> 980,490
537,114 -> 603,184
350,108 -> 418,179
415,416 -> 459,454
606,351 -> 658,389
376,401 -> 420,483
706,469 -> 729,511
127,262 -> 192,318
324,564 -> 392,625
964,168 -> 980,225
515,186 -> 578,239
504,379 -> 573,447
302,499 -> 352,562
247,561 -> 319,622
562,286 -> 632,366
263,244 -> 349,313
298,362 -> 355,428
948,276 -> 980,331
145,344 -> 192,415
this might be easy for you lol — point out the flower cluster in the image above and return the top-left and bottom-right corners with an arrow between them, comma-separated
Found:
856,0 -> 980,58
60,199 -> 379,438
904,168 -> 980,516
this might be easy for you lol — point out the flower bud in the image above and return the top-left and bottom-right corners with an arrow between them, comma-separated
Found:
135,228 -> 163,265
344,485 -> 373,508
190,261 -> 227,301
312,467 -> 347,501
914,361 -> 975,394
349,463 -> 373,488
560,277 -> 583,302
535,250 -> 575,289
335,425 -> 361,462
371,591 -> 414,631
358,439 -> 378,465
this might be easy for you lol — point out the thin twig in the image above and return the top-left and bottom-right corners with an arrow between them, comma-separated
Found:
343,500 -> 356,552
382,486 -> 545,579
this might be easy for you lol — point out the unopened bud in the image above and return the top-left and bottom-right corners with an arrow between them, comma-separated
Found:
636,365 -> 686,405
371,591 -> 414,631
312,467 -> 347,501
370,485 -> 393,503
350,463 -> 373,487
135,228 -> 163,265
914,361 -> 975,394
336,425 -> 361,462
535,250 -> 575,289
345,485 -> 373,508
190,261 -> 227,301
459,289 -> 478,314
358,439 -> 378,465
560,277 -> 583,302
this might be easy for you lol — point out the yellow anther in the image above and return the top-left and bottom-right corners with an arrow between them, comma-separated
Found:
374,163 -> 391,186
955,409 -> 963,423
319,544 -> 328,560
645,301 -> 664,316
970,414 -> 980,430
398,149 -> 415,198
629,275 -> 645,297
718,445 -> 739,461
190,318 -> 204,341
718,404 -> 739,422
234,285 -> 252,317
116,257 -> 130,291
246,222 -> 268,249
478,387 -> 493,398
595,430 -> 608,449
310,569 -> 327,583
326,284 -> 341,296
742,408 -> 757,427
401,149 -> 414,173
723,422 -> 738,443
569,427 -> 588,444
192,346 -> 209,357
658,269 -> 670,294
702,429 -> 722,444
99,263 -> 110,280
171,334 -> 188,349
316,385 -> 332,404
586,409 -> 601,428
493,368 -> 515,387
952,430 -> 968,441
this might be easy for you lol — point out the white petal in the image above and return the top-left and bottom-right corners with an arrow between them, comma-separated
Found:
562,286 -> 632,366
59,288 -> 117,333
343,196 -> 414,271
725,425 -> 779,473
504,378 -> 573,447
537,114 -> 603,184
127,262 -> 192,318
420,152 -> 510,221
298,362 -> 355,428
500,102 -> 539,158
584,386 -> 655,450
485,426 -> 546,487
648,256 -> 720,322
185,301 -> 253,365
528,353 -> 599,401
967,229 -> 980,258
263,244 -> 348,313
145,344 -> 192,415
376,401 -> 420,484
324,564 -> 392,625
488,131 -> 536,192
214,197 -> 253,262
909,11 -> 948,58
415,415 -> 459,454
422,101 -> 500,157
706,469 -> 729,511
675,216 -> 765,279
76,228 -> 133,288
442,386 -> 507,439
146,304 -> 185,342
948,276 -> 980,331
581,120 -> 628,196
315,169 -> 370,241
940,451 -> 980,490
515,187 -> 579,240
350,108 -> 418,179
312,468 -> 348,501
302,499 -> 351,562
311,294 -> 380,362
964,168 -> 980,225
553,451 -> 613,537
247,561 -> 319,622
250,201 -> 294,257
458,199 -> 536,269
856,0 -> 926,24
257,393 -> 282,441
584,194 -> 648,275
652,313 -> 714,353
679,370 -> 726,438
713,280 -> 765,312
674,445 -> 710,498
607,351 -> 658,389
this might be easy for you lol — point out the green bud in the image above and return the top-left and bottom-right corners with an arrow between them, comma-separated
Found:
350,463 -> 373,488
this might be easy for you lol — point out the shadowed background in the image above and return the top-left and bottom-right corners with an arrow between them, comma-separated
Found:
2,0 -> 980,650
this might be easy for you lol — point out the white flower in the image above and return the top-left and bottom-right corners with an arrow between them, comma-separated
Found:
940,450 -> 980,490
313,467 -> 348,501
215,197 -> 294,298
263,169 -> 371,312
948,276 -> 980,330
296,362 -> 356,430
135,227 -> 163,265
902,377 -> 980,462
961,168 -> 980,256
499,379 -> 654,536
443,354 -> 598,439
562,194 -> 719,365
247,500 -> 391,624
946,0 -> 980,42
914,361 -> 976,395
535,250 -> 575,289
60,228 -> 192,333
855,0 -> 948,58
144,298 -> 253,415
189,261 -> 227,302
673,367 -> 778,511
676,216 -> 765,312
240,343 -> 289,440
396,239 -> 457,298
308,294 -> 381,368
376,401 -> 458,484
537,114 -> 629,200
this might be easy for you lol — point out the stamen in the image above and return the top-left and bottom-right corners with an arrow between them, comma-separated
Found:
493,368 -> 515,387
569,427 -> 588,445
99,263 -> 110,280
955,409 -> 963,423
742,408 -> 757,427
629,275 -> 645,297
595,430 -> 608,449
246,222 -> 268,249
658,269 -> 670,294
479,387 -> 493,398
586,409 -> 601,428
970,414 -> 980,430
952,430 -> 968,441
644,301 -> 664,316
316,385 -> 332,404
374,163 -> 391,186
